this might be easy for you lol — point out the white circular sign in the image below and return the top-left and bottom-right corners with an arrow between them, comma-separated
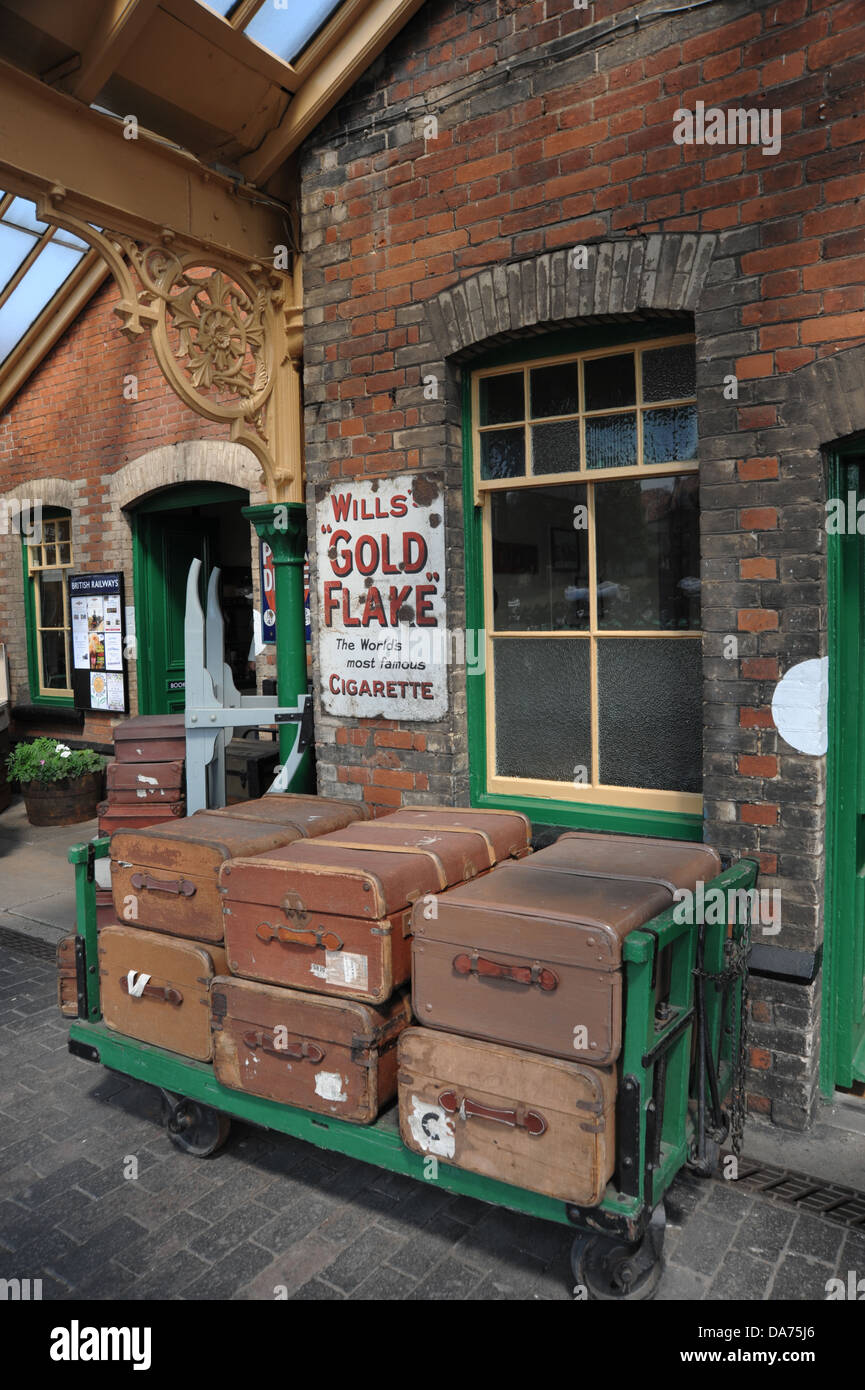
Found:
771,657 -> 828,756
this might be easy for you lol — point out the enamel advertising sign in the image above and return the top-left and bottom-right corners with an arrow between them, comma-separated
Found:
315,473 -> 447,720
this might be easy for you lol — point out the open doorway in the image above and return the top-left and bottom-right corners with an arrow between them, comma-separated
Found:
131,482 -> 254,714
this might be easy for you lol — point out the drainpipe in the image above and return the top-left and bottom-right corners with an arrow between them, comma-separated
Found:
243,502 -> 313,793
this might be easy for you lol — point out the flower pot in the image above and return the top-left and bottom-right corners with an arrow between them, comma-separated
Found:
21,771 -> 104,827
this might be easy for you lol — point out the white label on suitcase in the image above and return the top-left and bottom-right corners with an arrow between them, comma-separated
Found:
408,1096 -> 455,1158
317,951 -> 369,992
314,1071 -> 348,1102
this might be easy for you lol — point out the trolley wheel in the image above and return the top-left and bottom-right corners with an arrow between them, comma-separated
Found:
571,1204 -> 666,1301
686,1126 -> 724,1178
163,1097 -> 230,1158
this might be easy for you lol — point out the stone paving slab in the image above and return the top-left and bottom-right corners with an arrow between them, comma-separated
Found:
0,939 -> 860,1302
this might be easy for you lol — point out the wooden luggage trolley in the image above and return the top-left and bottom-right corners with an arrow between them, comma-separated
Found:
67,832 -> 758,1301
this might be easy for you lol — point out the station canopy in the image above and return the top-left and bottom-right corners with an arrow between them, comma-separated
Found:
0,0 -> 421,401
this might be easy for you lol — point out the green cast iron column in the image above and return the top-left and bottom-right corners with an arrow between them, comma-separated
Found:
243,502 -> 313,792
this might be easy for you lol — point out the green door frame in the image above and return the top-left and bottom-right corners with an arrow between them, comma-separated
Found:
460,324 -> 703,843
823,445 -> 865,1093
131,482 -> 249,715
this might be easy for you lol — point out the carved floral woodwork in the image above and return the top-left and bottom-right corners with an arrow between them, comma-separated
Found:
35,186 -> 303,501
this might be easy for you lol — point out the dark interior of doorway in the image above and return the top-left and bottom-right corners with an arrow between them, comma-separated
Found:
133,483 -> 255,716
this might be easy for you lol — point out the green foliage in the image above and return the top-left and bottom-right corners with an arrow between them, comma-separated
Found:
6,737 -> 104,786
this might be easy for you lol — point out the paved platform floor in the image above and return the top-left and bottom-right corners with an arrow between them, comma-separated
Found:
1,936 -> 863,1301
0,797 -> 863,1301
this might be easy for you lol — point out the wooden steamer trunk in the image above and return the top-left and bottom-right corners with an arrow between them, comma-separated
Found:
219,813 -> 530,1003
99,925 -> 227,1061
106,760 -> 185,803
398,1028 -> 617,1205
113,714 -> 186,764
211,978 -> 412,1123
412,832 -> 721,1065
110,815 -> 308,943
202,793 -> 371,833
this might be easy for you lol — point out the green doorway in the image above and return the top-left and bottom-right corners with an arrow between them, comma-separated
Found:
132,482 -> 254,714
824,450 -> 865,1093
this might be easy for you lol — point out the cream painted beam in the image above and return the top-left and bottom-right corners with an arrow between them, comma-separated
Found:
65,0 -> 160,104
239,0 -> 425,186
0,60 -> 290,262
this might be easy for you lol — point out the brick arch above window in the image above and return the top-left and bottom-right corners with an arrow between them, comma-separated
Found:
0,477 -> 78,511
424,234 -> 720,361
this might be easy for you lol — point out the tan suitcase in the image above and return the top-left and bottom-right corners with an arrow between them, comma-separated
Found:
106,760 -> 185,802
398,1028 -> 616,1205
412,831 -> 721,1065
110,814 -> 309,942
201,793 -> 370,834
211,977 -> 412,1123
380,806 -> 532,862
113,714 -> 186,763
57,935 -> 79,1017
219,827 -> 486,1003
99,924 -> 228,1060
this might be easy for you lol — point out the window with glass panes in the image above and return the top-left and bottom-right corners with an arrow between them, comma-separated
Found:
25,513 -> 74,698
472,336 -> 701,814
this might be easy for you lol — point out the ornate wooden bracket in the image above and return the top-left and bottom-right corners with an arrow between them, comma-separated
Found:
36,185 -> 303,502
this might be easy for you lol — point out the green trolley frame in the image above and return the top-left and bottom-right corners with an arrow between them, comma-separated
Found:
67,837 -> 758,1298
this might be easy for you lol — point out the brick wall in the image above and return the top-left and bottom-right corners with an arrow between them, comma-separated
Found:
299,0 -> 865,1127
0,279 -> 273,743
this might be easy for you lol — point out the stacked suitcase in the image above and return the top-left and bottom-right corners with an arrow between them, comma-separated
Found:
98,714 -> 187,836
214,807 -> 533,1122
397,832 -> 721,1206
95,794 -> 372,1058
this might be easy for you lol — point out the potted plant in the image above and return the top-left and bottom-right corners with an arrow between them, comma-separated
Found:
6,738 -> 105,826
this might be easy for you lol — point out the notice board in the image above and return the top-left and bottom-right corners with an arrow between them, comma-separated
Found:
68,571 -> 128,713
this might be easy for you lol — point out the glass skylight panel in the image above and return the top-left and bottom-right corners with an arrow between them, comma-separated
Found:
244,0 -> 344,62
5,198 -> 48,234
0,242 -> 84,364
0,222 -> 34,295
198,0 -> 236,16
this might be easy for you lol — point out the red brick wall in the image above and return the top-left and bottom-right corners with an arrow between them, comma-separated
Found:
300,0 -> 864,1126
0,278 -> 230,743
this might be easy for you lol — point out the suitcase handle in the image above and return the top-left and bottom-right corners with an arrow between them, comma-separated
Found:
255,921 -> 344,952
119,977 -> 183,1006
438,1090 -> 547,1137
452,951 -> 558,992
242,1030 -> 325,1063
130,872 -> 196,898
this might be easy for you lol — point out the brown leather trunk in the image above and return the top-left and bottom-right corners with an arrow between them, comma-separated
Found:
113,714 -> 186,763
106,761 -> 185,801
111,814 -> 311,942
57,935 -> 78,1016
398,1028 -> 616,1205
202,793 -> 370,834
219,825 -> 490,1003
211,977 -> 412,1123
412,831 -> 721,1065
98,801 -> 186,835
379,806 -> 532,862
99,924 -> 227,1060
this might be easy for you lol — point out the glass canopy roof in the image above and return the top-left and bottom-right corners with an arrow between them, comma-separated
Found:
0,194 -> 89,367
199,0 -> 345,65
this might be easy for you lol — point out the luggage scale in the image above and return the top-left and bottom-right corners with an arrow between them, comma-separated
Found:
67,837 -> 758,1301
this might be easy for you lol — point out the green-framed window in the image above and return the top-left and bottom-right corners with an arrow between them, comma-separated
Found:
22,508 -> 75,704
463,327 -> 704,840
